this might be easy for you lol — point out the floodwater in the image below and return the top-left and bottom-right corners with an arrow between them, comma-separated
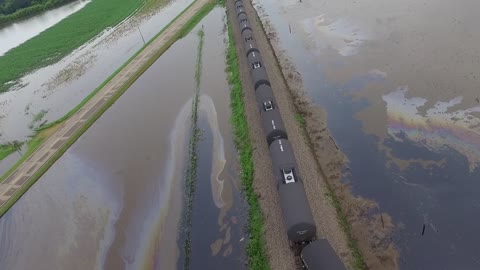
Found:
0,0 -> 193,142
0,7 -> 245,270
253,0 -> 480,269
0,0 -> 193,172
0,0 -> 92,56
177,9 -> 246,269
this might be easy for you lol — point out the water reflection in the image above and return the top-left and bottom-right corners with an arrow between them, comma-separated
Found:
302,14 -> 371,56
383,86 -> 480,171
199,94 -> 227,208
0,0 -> 91,56
252,0 -> 480,268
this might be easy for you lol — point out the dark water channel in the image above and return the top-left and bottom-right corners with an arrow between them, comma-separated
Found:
254,0 -> 480,269
178,8 -> 246,269
0,7 -> 245,270
0,0 -> 195,176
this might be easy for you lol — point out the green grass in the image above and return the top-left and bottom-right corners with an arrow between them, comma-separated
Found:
182,27 -> 205,270
0,0 -> 145,92
0,0 -> 216,217
324,190 -> 368,270
0,142 -> 22,161
226,20 -> 270,270
0,0 -> 77,27
294,113 -> 306,129
0,131 -> 49,184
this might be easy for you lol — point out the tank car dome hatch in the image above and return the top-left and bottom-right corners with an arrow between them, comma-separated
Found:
268,139 -> 299,182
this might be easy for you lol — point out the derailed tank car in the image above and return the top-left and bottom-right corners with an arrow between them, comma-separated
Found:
301,239 -> 347,270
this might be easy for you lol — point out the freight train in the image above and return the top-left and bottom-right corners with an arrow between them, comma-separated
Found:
231,0 -> 347,269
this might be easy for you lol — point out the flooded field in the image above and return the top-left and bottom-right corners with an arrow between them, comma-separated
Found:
0,0 -> 193,142
0,0 -> 91,56
253,0 -> 480,269
0,7 -> 245,270
179,10 -> 246,269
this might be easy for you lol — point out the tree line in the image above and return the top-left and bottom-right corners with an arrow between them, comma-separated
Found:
0,0 -> 78,27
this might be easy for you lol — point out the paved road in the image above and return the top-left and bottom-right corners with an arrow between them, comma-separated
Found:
0,0 -> 210,211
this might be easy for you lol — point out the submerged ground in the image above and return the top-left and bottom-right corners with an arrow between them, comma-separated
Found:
0,6 -> 247,270
252,0 -> 480,269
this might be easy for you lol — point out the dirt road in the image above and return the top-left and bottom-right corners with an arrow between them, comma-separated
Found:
226,0 -> 352,269
0,0 -> 211,214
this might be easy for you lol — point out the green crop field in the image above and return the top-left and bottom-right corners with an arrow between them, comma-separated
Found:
0,0 -> 144,92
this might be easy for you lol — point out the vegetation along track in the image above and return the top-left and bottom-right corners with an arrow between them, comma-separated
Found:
225,16 -> 270,270
0,0 -> 216,217
181,27 -> 204,270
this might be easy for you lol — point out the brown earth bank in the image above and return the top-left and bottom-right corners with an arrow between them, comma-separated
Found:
251,1 -> 400,269
225,0 -> 367,269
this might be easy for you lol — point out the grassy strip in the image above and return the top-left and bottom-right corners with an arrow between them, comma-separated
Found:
324,191 -> 367,270
0,0 -> 144,93
294,113 -> 306,129
182,27 -> 205,270
225,20 -> 270,270
0,142 -> 22,160
0,0 -> 216,217
0,129 -> 52,184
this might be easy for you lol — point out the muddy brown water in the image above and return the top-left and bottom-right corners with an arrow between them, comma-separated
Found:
254,0 -> 480,269
0,8 -> 245,270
